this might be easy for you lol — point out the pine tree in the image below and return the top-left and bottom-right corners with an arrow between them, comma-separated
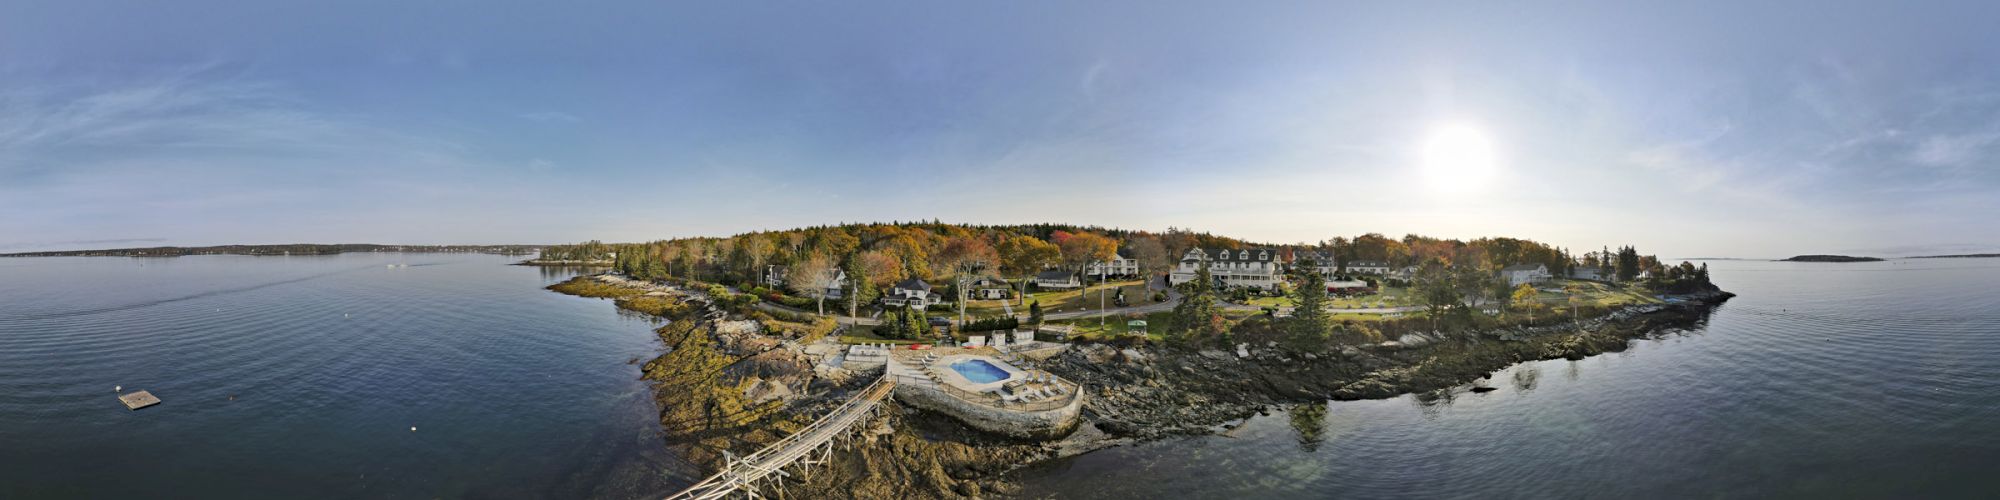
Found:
1284,268 -> 1331,351
1028,300 -> 1044,324
906,307 -> 930,340
842,253 -> 875,317
1167,261 -> 1221,347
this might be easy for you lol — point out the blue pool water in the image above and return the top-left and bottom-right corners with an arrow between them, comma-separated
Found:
950,359 -> 1011,384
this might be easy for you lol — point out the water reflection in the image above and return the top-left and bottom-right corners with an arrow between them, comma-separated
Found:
1512,365 -> 1542,392
1287,403 -> 1329,452
537,264 -> 609,280
1414,389 -> 1457,418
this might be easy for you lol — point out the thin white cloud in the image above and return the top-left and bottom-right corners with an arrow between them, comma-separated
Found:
1910,132 -> 1999,168
519,111 -> 581,122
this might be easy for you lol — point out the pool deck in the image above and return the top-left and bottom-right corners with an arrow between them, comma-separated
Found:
931,354 -> 1029,393
884,346 -> 1085,439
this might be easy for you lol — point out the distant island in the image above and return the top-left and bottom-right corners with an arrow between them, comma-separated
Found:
0,243 -> 544,257
1908,253 -> 2000,259
1780,254 -> 1884,262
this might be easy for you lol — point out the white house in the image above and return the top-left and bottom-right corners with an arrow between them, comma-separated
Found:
1084,249 -> 1141,278
1346,260 -> 1393,275
881,278 -> 940,308
1169,248 -> 1283,290
761,265 -> 788,288
1326,279 -> 1370,293
1501,263 -> 1553,286
1289,251 -> 1394,277
1291,250 -> 1337,278
1034,269 -> 1082,290
1570,266 -> 1605,281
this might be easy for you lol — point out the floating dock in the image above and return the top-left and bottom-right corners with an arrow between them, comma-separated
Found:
119,390 -> 161,410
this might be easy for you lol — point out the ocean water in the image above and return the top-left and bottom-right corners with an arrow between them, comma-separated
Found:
8,255 -> 1998,499
1014,259 -> 2000,498
0,254 -> 687,498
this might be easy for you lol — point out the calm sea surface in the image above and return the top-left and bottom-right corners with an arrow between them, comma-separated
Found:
0,254 -> 687,498
6,256 -> 1999,499
1013,259 -> 2000,498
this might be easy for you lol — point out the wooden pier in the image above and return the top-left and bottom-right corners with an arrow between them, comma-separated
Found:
666,376 -> 895,499
118,390 -> 161,410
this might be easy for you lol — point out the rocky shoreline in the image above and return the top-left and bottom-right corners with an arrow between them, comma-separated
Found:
1040,290 -> 1733,443
548,274 -> 1732,498
517,259 -> 613,266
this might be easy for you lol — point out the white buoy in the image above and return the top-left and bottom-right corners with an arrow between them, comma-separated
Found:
115,385 -> 122,392
410,426 -> 417,432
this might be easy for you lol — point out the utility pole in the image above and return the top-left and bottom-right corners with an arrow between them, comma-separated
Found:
1099,264 -> 1107,328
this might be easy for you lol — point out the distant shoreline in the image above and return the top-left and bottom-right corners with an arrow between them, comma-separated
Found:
515,259 -> 613,266
0,243 -> 544,258
1779,254 -> 1884,263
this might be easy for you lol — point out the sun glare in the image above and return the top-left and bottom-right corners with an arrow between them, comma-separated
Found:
1421,123 -> 1497,192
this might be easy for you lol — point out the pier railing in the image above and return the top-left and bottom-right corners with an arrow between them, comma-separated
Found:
665,375 -> 895,500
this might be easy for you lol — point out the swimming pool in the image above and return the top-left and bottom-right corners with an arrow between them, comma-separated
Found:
949,359 -> 1012,384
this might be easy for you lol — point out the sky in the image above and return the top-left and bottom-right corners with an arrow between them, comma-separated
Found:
4,1 -> 1999,258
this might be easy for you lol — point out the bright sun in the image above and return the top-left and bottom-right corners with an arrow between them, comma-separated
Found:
1421,124 -> 1497,192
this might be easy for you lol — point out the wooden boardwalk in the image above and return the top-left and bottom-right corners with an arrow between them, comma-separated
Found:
666,376 -> 896,500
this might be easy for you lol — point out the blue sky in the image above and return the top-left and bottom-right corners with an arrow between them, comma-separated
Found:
5,1 -> 1999,257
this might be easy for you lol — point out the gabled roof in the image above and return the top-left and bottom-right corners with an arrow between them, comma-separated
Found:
1036,269 -> 1077,281
1501,263 -> 1547,272
1190,247 -> 1276,263
893,278 -> 931,291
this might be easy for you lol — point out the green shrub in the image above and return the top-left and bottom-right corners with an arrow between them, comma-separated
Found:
961,316 -> 1020,332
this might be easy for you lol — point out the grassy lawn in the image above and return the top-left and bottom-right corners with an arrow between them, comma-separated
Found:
1521,280 -> 1661,309
1242,295 -> 1292,307
1049,311 -> 1173,341
963,280 -> 1155,316
1240,286 -> 1419,309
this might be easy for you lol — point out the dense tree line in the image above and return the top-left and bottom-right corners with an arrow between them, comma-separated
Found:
543,223 -> 1700,336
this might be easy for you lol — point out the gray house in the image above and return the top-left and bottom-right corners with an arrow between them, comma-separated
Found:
1035,269 -> 1082,290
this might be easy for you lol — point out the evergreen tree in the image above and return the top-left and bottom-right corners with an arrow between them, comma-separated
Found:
1167,261 -> 1222,347
1028,300 -> 1044,324
1284,268 -> 1331,351
842,253 -> 877,317
906,307 -> 930,340
1615,246 -> 1641,282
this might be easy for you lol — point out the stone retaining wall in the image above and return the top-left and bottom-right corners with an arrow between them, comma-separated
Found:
893,383 -> 1083,440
